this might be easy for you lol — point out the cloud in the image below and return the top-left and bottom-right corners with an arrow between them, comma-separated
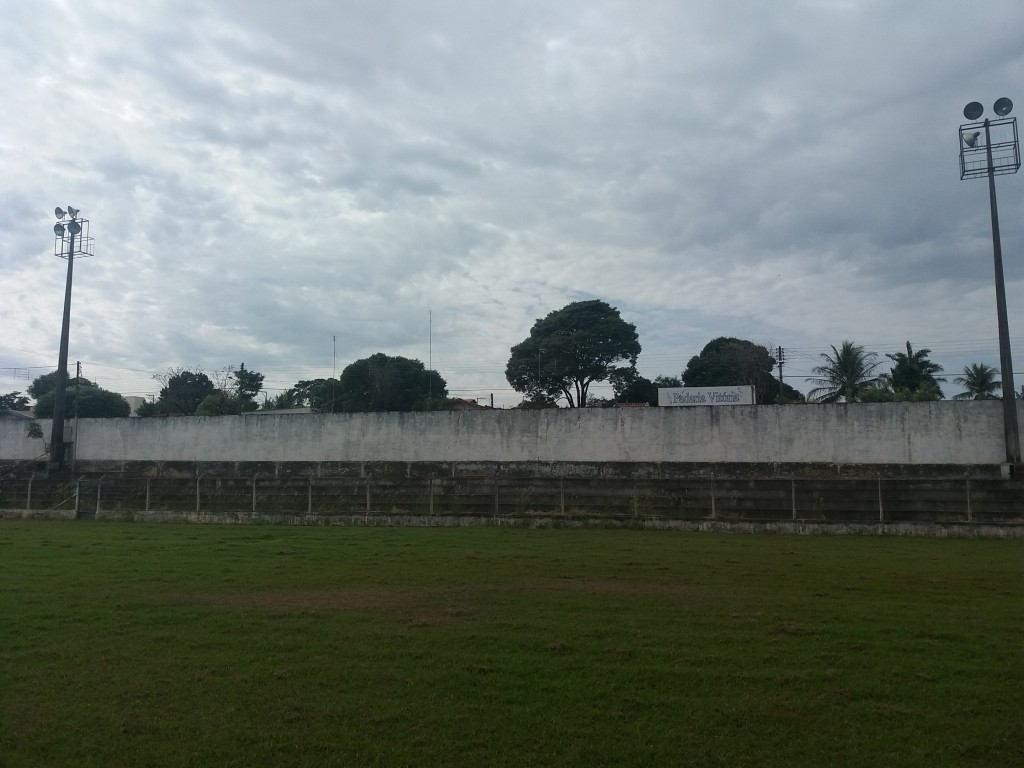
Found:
1,0 -> 1021,407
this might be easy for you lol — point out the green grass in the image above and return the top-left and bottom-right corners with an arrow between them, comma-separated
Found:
0,522 -> 1020,768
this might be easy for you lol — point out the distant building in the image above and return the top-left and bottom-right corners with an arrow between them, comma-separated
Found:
124,396 -> 146,416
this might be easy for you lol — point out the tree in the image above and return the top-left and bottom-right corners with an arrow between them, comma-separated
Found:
807,341 -> 882,403
953,363 -> 1001,400
514,392 -> 560,409
196,391 -> 242,416
270,378 -> 342,412
28,371 -> 95,400
505,300 -> 641,408
681,337 -> 798,404
141,369 -> 216,416
0,391 -> 30,411
233,363 -> 264,408
336,353 -> 447,412
885,342 -> 944,399
33,386 -> 130,418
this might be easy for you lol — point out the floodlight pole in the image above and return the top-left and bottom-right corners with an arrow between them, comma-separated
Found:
982,119 -> 1021,465
961,100 -> 1020,466
47,208 -> 93,474
48,225 -> 76,474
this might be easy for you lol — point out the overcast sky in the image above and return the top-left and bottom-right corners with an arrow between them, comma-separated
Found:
2,0 -> 1022,407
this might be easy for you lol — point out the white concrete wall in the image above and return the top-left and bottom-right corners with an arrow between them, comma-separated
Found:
2,401 -> 1020,465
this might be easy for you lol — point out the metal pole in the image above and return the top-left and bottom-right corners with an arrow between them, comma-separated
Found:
48,226 -> 76,474
983,119 -> 1022,464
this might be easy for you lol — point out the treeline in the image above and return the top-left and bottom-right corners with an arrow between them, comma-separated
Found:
2,299 -> 1013,419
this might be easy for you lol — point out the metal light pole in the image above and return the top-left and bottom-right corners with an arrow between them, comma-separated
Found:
959,99 -> 1021,466
48,206 -> 94,474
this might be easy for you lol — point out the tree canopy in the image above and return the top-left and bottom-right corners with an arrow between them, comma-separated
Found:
885,342 -> 944,399
953,363 -> 1001,400
0,391 -> 30,411
191,364 -> 265,416
681,337 -> 801,404
140,369 -> 216,416
807,341 -> 882,403
27,371 -> 95,400
336,353 -> 447,412
33,385 -> 130,418
267,378 -> 343,412
505,300 -> 641,408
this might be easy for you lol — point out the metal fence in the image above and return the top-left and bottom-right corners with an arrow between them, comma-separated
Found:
1,474 -> 1021,524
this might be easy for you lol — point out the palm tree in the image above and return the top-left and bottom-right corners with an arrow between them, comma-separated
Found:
807,341 -> 882,403
952,363 -> 1001,400
885,341 -> 945,397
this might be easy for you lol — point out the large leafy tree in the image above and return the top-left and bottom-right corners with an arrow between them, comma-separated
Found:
233,363 -> 264,407
807,341 -> 882,403
195,363 -> 265,416
268,378 -> 344,412
953,363 -> 1001,400
28,371 -> 96,400
336,353 -> 447,412
0,391 -> 31,411
33,386 -> 130,418
28,371 -> 129,417
506,300 -> 641,408
681,337 -> 801,404
140,369 -> 216,416
885,342 -> 944,399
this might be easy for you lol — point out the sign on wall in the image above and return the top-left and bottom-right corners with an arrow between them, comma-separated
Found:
658,386 -> 755,407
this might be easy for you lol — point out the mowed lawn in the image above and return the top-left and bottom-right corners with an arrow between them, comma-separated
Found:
0,522 -> 1020,768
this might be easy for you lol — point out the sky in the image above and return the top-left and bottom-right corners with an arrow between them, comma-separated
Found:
2,0 -> 1022,408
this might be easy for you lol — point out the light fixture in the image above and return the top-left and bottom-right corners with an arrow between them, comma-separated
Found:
67,220 -> 81,235
962,131 -> 980,148
993,97 -> 1013,117
53,223 -> 65,236
55,207 -> 66,218
963,102 -> 984,121
66,206 -> 79,218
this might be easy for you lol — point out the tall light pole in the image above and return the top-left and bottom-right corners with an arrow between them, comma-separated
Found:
959,98 -> 1021,466
48,206 -> 94,474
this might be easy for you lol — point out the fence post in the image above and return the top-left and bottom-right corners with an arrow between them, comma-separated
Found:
366,476 -> 371,513
966,477 -> 972,523
27,473 -> 33,510
560,477 -> 565,515
791,478 -> 797,521
252,476 -> 257,515
710,474 -> 717,520
494,474 -> 499,516
307,476 -> 312,515
96,477 -> 102,516
196,476 -> 201,514
145,478 -> 151,512
877,475 -> 884,523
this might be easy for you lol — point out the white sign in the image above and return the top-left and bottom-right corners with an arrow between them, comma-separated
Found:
658,386 -> 755,407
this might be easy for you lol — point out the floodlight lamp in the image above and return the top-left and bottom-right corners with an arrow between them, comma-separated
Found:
55,207 -> 66,219
963,101 -> 984,121
54,223 -> 65,236
67,206 -> 79,218
993,97 -> 1013,117
962,131 -> 981,148
67,220 -> 82,235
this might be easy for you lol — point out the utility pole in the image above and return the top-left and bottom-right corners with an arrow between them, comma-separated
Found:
776,346 -> 785,389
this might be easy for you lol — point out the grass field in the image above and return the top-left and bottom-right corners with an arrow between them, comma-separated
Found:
0,522 -> 1020,767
